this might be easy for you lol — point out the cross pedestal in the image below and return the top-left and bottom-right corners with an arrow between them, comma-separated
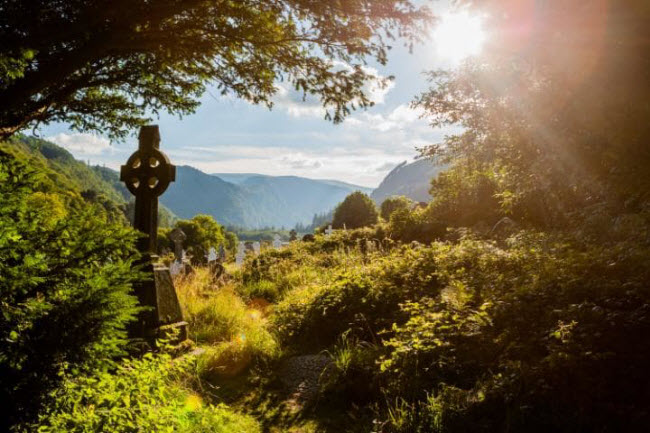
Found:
120,125 -> 187,344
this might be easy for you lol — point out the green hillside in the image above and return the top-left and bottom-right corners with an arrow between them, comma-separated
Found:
0,135 -> 176,226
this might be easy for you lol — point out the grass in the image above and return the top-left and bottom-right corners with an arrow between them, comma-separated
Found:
174,267 -> 278,381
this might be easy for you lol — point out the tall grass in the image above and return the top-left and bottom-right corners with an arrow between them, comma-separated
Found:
174,267 -> 278,378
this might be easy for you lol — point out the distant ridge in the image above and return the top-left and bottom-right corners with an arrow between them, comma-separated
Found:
212,172 -> 373,193
371,159 -> 446,205
161,168 -> 372,228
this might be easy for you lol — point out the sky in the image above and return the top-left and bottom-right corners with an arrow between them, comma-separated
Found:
38,1 -> 474,188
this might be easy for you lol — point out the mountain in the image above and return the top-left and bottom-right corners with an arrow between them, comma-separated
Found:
213,172 -> 373,194
160,168 -> 371,228
371,159 -> 446,205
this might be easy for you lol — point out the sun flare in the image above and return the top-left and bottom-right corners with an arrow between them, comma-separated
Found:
433,10 -> 486,64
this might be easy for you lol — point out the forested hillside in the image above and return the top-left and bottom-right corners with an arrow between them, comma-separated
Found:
1,135 -> 177,227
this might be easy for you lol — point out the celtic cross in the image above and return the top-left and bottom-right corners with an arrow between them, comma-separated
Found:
120,125 -> 175,253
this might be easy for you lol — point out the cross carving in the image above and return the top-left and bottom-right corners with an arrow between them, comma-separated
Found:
120,125 -> 175,253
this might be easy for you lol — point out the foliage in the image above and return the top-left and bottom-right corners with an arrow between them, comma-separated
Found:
0,149 -> 142,428
332,191 -> 379,229
379,233 -> 650,432
380,195 -> 412,221
159,214 -> 236,264
416,1 -> 650,229
388,205 -> 446,243
233,224 -> 650,432
174,268 -> 277,377
0,0 -> 429,140
21,353 -> 260,433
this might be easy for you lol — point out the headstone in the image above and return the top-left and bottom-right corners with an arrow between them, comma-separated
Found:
169,260 -> 182,276
235,242 -> 246,266
169,228 -> 186,262
207,247 -> 217,263
252,241 -> 261,255
120,125 -> 187,344
218,244 -> 227,262
272,234 -> 282,249
325,225 -> 334,236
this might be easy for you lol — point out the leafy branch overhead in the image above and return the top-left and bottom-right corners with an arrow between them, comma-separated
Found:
0,0 -> 430,140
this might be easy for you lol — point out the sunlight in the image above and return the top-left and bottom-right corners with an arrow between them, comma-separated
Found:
433,10 -> 486,64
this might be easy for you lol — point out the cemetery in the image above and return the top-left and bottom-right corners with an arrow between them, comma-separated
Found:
2,1 -> 650,432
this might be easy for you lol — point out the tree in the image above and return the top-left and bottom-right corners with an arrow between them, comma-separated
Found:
0,149 -> 142,429
332,191 -> 378,229
0,1 -> 429,141
380,195 -> 412,221
416,0 -> 650,228
171,214 -> 227,264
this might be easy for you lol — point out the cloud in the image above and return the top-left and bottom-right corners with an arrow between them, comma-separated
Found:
46,132 -> 112,155
345,104 -> 427,133
281,155 -> 323,169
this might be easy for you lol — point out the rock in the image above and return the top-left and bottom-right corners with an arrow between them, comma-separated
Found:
277,355 -> 332,410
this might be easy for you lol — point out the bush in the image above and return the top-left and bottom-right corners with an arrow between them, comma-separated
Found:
21,353 -> 260,432
380,195 -> 412,221
0,150 -> 142,428
332,191 -> 379,229
379,234 -> 650,432
388,206 -> 446,243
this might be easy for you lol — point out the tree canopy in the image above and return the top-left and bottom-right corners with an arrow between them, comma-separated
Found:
0,0 -> 428,141
416,0 -> 650,229
332,191 -> 378,229
380,195 -> 412,221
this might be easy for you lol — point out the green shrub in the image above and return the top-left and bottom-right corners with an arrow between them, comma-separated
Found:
0,150 -> 142,428
332,191 -> 379,229
22,353 -> 260,432
380,234 -> 650,432
388,206 -> 446,243
380,195 -> 413,221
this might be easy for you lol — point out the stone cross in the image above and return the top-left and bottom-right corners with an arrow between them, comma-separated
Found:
169,228 -> 186,262
218,245 -> 227,261
119,125 -> 186,344
325,225 -> 334,236
252,241 -> 261,255
120,125 -> 176,253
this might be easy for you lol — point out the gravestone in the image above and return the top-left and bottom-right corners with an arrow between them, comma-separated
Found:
235,242 -> 246,265
273,234 -> 282,249
169,228 -> 186,263
252,241 -> 261,255
218,244 -> 227,262
207,247 -> 217,263
120,125 -> 187,343
169,260 -> 183,276
325,225 -> 334,236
